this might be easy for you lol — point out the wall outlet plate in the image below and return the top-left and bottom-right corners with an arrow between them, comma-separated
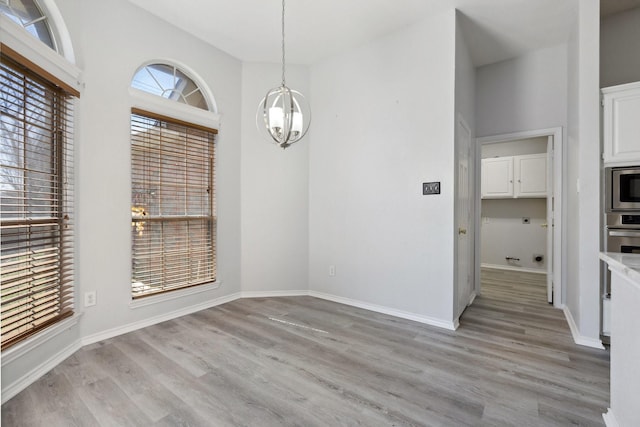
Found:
84,291 -> 97,307
423,182 -> 440,195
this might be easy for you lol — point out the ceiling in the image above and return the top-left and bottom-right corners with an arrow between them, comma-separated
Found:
125,0 -> 635,68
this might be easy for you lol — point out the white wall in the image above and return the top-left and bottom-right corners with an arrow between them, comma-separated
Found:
75,0 -> 242,337
240,63 -> 309,294
480,138 -> 547,272
475,43 -> 567,288
482,137 -> 547,158
566,9 -> 581,335
574,0 -> 602,345
601,7 -> 640,88
308,10 -> 457,327
475,44 -> 568,138
565,0 -> 602,346
2,0 -> 244,397
481,199 -> 547,271
455,12 -> 476,132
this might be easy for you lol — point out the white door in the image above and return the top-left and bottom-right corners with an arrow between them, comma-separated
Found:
546,136 -> 554,303
457,118 -> 473,317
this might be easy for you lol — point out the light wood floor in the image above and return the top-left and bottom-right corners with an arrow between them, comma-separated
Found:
2,270 -> 609,426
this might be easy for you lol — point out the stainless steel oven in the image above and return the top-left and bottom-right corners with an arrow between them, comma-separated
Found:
602,167 -> 640,341
606,166 -> 640,212
607,228 -> 640,255
605,214 -> 640,296
603,213 -> 640,341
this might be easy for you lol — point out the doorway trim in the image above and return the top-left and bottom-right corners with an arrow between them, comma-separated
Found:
474,127 -> 564,308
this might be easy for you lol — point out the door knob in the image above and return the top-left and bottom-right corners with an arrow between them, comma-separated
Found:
458,228 -> 467,235
541,223 -> 548,228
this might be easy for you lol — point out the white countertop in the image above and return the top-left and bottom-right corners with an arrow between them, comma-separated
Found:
600,252 -> 640,286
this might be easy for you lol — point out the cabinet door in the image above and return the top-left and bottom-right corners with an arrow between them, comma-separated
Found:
515,154 -> 547,198
481,157 -> 513,198
603,83 -> 640,166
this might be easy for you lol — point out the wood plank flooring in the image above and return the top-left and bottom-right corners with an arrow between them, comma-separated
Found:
2,270 -> 609,426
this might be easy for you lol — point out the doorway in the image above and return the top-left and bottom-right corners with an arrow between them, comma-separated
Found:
474,128 -> 564,308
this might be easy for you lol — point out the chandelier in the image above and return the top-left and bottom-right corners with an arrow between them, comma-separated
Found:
256,0 -> 311,149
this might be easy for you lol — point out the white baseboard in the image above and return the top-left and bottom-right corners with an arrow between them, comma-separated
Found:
3,293 -> 242,404
309,290 -> 457,330
481,263 -> 546,275
1,339 -> 81,404
603,409 -> 619,427
453,292 -> 477,329
468,292 -> 477,306
240,290 -> 310,299
563,306 -> 605,349
81,292 -> 242,346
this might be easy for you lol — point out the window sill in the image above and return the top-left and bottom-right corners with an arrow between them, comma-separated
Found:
129,281 -> 221,309
1,312 -> 82,366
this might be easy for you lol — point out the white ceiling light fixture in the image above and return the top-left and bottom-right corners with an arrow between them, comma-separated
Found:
256,0 -> 310,149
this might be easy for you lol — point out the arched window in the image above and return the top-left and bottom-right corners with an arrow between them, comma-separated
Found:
1,0 -> 80,350
129,62 -> 219,300
132,63 -> 209,110
0,0 -> 56,50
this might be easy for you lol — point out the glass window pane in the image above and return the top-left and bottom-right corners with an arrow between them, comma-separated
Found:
1,54 -> 75,351
130,113 -> 216,298
131,64 -> 208,110
0,0 -> 56,50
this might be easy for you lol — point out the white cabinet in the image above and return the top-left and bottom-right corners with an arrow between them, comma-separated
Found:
481,157 -> 513,198
515,154 -> 547,197
481,154 -> 547,199
602,81 -> 640,166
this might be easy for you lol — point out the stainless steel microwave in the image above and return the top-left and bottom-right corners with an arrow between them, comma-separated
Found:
606,166 -> 640,212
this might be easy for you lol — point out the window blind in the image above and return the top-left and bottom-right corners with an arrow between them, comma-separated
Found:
130,111 -> 216,298
0,53 -> 75,350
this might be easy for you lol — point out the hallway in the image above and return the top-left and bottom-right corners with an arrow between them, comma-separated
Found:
457,268 -> 610,425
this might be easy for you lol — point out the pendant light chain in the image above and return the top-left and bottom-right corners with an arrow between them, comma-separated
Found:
281,0 -> 286,86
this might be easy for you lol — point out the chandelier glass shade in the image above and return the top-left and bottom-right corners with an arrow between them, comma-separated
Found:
256,0 -> 310,149
258,85 -> 310,148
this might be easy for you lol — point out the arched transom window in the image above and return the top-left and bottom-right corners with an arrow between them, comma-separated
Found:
0,0 -> 55,50
131,63 -> 208,110
130,62 -> 218,300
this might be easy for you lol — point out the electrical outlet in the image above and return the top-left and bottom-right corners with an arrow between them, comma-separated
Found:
84,291 -> 97,307
329,265 -> 336,276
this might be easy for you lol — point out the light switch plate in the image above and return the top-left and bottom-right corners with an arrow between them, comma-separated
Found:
423,182 -> 440,195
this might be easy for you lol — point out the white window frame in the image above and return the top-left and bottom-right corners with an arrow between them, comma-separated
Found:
0,4 -> 81,362
128,60 -> 220,307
